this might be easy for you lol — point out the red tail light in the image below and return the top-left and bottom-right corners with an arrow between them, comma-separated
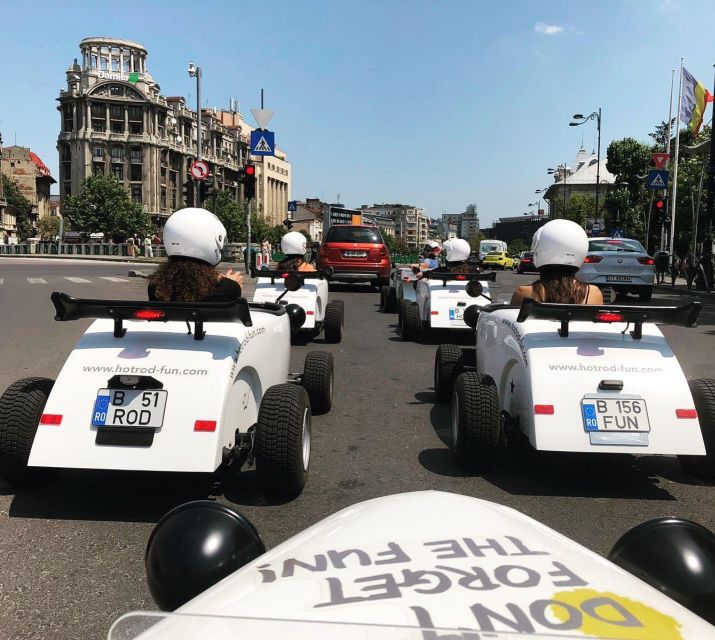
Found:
194,420 -> 217,432
281,272 -> 290,278
676,409 -> 697,419
522,258 -> 532,263
431,310 -> 439,315
534,405 -> 554,415
402,277 -> 411,282
379,247 -> 388,258
455,275 -> 467,280
306,310 -> 314,315
583,255 -> 603,264
595,312 -> 625,323
637,257 -> 655,265
40,414 -> 63,425
133,309 -> 165,320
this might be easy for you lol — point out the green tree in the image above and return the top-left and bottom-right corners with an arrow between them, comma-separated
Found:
2,175 -> 34,240
37,216 -> 60,240
205,190 -> 245,242
64,175 -> 151,241
648,119 -> 676,149
508,239 -> 529,255
563,192 -> 596,227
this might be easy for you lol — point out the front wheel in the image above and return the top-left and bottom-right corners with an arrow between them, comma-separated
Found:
434,344 -> 463,402
400,301 -> 421,341
0,377 -> 59,487
302,351 -> 334,414
678,378 -> 715,481
255,384 -> 311,498
323,301 -> 343,343
451,372 -> 501,472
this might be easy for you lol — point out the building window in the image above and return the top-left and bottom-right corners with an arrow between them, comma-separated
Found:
110,85 -> 123,96
111,146 -> 124,162
90,54 -> 98,69
161,187 -> 167,209
129,164 -> 142,181
131,185 -> 142,203
91,102 -> 105,132
100,46 -> 109,71
93,163 -> 104,176
111,164 -> 123,180
63,104 -> 73,132
130,146 -> 142,162
122,50 -> 130,73
128,106 -> 143,135
63,182 -> 71,197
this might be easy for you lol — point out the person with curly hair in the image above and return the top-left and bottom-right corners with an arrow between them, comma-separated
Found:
148,208 -> 243,303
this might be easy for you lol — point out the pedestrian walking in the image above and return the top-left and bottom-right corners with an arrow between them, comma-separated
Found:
127,237 -> 135,258
144,235 -> 154,258
309,241 -> 320,265
261,238 -> 272,266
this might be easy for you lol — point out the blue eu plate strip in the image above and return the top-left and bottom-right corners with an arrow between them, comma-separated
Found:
92,394 -> 110,427
582,403 -> 598,432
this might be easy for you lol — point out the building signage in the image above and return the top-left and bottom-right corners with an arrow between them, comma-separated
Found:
95,70 -> 140,83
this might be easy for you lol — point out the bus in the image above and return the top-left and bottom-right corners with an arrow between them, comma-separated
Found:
478,239 -> 507,261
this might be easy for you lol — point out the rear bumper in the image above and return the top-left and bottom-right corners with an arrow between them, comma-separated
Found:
327,271 -> 386,282
319,263 -> 391,282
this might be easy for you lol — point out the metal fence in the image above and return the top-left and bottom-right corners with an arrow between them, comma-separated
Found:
0,242 -> 167,258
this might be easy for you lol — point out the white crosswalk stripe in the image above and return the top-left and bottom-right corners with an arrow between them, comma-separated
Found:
64,276 -> 92,283
99,276 -> 129,282
27,278 -> 48,284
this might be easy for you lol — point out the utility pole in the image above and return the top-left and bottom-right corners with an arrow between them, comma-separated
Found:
703,64 -> 715,289
188,61 -> 202,207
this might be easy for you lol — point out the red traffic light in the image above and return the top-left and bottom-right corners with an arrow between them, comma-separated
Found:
655,200 -> 665,209
245,164 -> 256,176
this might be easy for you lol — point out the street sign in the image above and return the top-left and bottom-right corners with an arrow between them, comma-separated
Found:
250,129 -> 275,156
647,169 -> 669,190
189,160 -> 209,181
250,108 -> 274,131
287,200 -> 297,212
652,152 -> 669,170
611,227 -> 625,238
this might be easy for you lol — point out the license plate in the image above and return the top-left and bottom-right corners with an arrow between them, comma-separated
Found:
92,389 -> 168,428
606,275 -> 632,282
343,251 -> 367,258
449,307 -> 464,320
581,398 -> 650,432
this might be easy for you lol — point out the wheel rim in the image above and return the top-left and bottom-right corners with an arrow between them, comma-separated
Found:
302,408 -> 311,471
451,391 -> 459,448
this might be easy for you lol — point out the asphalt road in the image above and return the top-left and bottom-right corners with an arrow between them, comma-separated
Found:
1,258 -> 714,639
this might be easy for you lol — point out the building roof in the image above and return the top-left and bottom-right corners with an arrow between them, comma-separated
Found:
552,150 -> 615,187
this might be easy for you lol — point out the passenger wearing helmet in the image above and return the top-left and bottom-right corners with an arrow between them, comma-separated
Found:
148,207 -> 243,302
511,219 -> 603,305
417,241 -> 442,271
429,238 -> 474,275
277,231 -> 316,273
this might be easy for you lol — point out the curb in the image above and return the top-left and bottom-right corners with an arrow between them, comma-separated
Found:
0,253 -> 164,263
653,284 -> 714,300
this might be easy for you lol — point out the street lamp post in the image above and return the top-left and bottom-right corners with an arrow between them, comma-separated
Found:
188,61 -> 202,207
535,188 -> 550,217
570,109 -> 602,215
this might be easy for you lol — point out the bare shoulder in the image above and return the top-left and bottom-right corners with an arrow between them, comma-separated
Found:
511,285 -> 532,305
586,285 -> 604,304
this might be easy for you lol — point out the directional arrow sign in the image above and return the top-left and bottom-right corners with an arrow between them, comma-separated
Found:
652,152 -> 669,170
250,129 -> 275,156
250,108 -> 274,131
647,169 -> 669,190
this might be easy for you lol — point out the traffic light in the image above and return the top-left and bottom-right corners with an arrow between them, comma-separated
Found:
239,163 -> 257,201
654,193 -> 667,224
199,176 -> 215,203
182,179 -> 194,207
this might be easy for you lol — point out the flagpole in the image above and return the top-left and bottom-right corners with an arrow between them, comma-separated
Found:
661,68 -> 675,251
669,58 -> 684,260
703,63 -> 715,289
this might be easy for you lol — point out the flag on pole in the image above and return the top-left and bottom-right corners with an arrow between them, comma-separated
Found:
679,67 -> 713,136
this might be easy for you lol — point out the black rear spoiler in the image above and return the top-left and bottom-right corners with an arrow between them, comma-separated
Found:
251,267 -> 329,283
422,270 -> 497,285
51,291 -> 255,340
516,299 -> 701,339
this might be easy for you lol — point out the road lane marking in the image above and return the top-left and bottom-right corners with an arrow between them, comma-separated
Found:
27,278 -> 48,284
64,277 -> 92,283
99,276 -> 129,282
0,278 -> 3,285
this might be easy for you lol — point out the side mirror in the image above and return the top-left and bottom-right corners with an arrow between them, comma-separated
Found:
609,518 -> 715,624
284,273 -> 304,292
145,501 -> 265,611
285,303 -> 306,331
464,304 -> 480,329
466,280 -> 484,297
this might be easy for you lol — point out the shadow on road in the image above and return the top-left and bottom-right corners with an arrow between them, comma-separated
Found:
327,283 -> 377,294
416,390 -> 677,501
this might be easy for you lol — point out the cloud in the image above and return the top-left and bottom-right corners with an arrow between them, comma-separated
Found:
534,22 -> 564,35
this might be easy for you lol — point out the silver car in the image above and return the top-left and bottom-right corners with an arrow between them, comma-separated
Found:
576,237 -> 655,301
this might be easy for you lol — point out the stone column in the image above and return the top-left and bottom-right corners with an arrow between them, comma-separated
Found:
105,104 -> 110,132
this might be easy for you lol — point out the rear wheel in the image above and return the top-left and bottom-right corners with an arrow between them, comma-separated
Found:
379,286 -> 388,311
451,372 -> 501,472
401,301 -> 421,341
0,377 -> 59,487
385,287 -> 398,313
255,384 -> 311,498
638,286 -> 653,302
434,344 -> 463,402
324,301 -> 343,343
678,378 -> 715,481
302,351 -> 334,414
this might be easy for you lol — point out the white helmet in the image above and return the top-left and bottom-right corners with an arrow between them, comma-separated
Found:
163,207 -> 226,266
531,219 -> 588,271
281,231 -> 307,256
443,238 -> 471,262
425,240 -> 442,253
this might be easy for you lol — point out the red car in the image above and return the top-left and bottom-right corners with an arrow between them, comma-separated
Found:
317,225 -> 391,286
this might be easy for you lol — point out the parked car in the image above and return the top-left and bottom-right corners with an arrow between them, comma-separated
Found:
517,251 -> 538,273
576,237 -> 655,301
481,250 -> 514,270
316,225 -> 391,287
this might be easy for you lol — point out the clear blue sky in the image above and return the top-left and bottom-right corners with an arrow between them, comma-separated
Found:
2,0 -> 714,225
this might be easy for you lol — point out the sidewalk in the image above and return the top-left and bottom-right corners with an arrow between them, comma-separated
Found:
654,276 -> 714,299
0,253 -> 163,263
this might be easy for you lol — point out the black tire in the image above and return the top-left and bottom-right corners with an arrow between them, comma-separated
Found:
0,377 -> 59,487
434,344 -> 463,402
451,372 -> 501,472
255,384 -> 311,498
302,351 -> 334,414
638,286 -> 653,302
678,379 -> 715,481
324,301 -> 343,343
334,299 -> 345,319
401,301 -> 421,341
385,287 -> 398,313
379,286 -> 388,312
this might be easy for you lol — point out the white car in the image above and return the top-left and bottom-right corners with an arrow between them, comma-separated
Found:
379,266 -> 416,314
0,278 -> 334,498
433,287 -> 714,479
251,268 -> 344,343
111,491 -> 715,638
400,270 -> 497,341
576,237 -> 656,302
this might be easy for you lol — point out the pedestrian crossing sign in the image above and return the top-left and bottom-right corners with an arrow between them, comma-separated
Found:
250,129 -> 275,156
647,169 -> 668,190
